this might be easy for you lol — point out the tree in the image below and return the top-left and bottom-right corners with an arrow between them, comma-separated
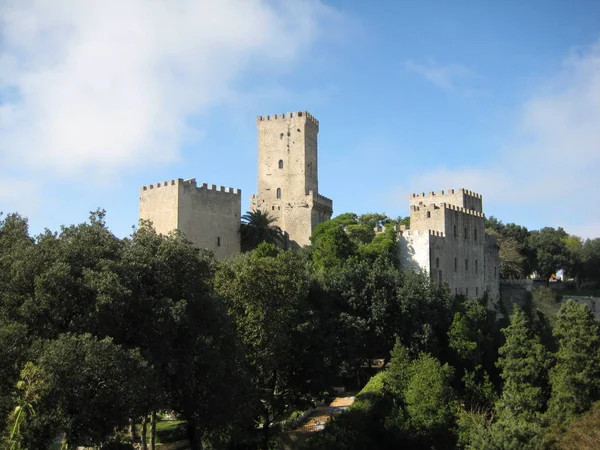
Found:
448,300 -> 497,409
547,300 -> 600,424
491,306 -> 549,447
240,209 -> 284,252
215,246 -> 310,450
22,334 -> 151,448
563,235 -> 585,289
310,221 -> 357,271
528,227 -> 568,281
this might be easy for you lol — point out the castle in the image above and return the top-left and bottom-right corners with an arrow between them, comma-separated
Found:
139,110 -> 499,301
396,189 -> 499,302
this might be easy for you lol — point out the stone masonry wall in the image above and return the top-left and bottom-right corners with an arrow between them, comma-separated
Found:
139,178 -> 241,260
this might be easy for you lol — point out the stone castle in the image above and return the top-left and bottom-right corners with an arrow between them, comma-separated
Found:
139,111 -> 499,301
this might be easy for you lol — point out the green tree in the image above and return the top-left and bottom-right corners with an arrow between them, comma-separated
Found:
491,306 -> 549,447
23,334 -> 151,448
528,227 -> 568,281
547,300 -> 600,424
215,246 -> 310,450
448,300 -> 497,409
240,209 -> 284,252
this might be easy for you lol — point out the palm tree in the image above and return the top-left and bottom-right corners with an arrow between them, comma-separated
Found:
240,209 -> 285,252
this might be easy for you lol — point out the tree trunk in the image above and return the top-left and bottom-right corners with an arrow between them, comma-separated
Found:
187,419 -> 203,450
141,414 -> 148,450
151,410 -> 157,450
262,412 -> 270,450
129,417 -> 138,442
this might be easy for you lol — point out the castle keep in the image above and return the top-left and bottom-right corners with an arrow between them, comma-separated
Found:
139,111 -> 332,257
251,112 -> 333,248
397,189 -> 499,302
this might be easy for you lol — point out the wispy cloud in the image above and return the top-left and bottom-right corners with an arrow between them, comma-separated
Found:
398,41 -> 600,238
404,58 -> 475,91
0,0 -> 340,212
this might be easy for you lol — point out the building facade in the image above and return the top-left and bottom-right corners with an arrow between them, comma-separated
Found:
139,178 -> 241,259
397,189 -> 500,302
251,111 -> 333,248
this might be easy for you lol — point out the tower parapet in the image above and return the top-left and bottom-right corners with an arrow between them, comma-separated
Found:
257,111 -> 319,129
409,188 -> 483,213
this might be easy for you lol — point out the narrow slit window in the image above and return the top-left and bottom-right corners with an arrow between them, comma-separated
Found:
217,236 -> 221,247
454,258 -> 457,272
436,257 -> 439,269
454,225 -> 457,238
278,160 -> 283,169
276,188 -> 281,199
427,211 -> 431,218
465,259 -> 469,271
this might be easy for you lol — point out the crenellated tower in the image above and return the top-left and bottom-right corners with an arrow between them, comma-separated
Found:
251,111 -> 333,248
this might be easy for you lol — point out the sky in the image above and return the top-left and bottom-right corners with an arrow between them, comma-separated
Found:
1,0 -> 600,239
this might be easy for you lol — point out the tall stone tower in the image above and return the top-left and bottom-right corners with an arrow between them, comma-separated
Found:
251,111 -> 333,248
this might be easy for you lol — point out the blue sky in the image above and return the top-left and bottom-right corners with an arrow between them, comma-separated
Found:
1,0 -> 600,238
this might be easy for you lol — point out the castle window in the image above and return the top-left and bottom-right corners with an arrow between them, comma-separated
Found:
454,225 -> 457,238
436,257 -> 439,269
278,160 -> 283,169
454,258 -> 457,272
276,188 -> 281,199
438,271 -> 442,283
272,206 -> 275,210
476,287 -> 479,296
474,229 -> 478,241
280,133 -> 284,139
427,211 -> 431,218
464,227 -> 468,239
494,266 -> 497,278
475,259 -> 478,273
465,259 -> 469,271
466,287 -> 469,296
217,236 -> 221,247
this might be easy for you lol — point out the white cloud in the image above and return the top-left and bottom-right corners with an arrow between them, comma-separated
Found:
404,59 -> 475,91
0,0 -> 338,179
401,41 -> 600,238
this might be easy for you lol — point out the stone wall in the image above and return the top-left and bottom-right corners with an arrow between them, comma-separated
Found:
139,178 -> 241,259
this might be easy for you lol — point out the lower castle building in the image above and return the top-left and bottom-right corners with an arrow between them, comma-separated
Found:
397,189 -> 500,302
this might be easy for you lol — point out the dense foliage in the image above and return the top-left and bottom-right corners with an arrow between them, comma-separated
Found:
1,210 -> 600,449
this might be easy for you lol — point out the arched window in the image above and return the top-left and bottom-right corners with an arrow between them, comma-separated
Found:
276,188 -> 281,199
278,160 -> 283,169
426,211 -> 431,218
436,257 -> 439,269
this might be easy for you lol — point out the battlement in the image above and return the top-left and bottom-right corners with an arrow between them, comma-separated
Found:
441,203 -> 485,218
141,178 -> 241,195
410,202 -> 485,218
256,111 -> 319,129
410,188 -> 482,200
308,190 -> 333,209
